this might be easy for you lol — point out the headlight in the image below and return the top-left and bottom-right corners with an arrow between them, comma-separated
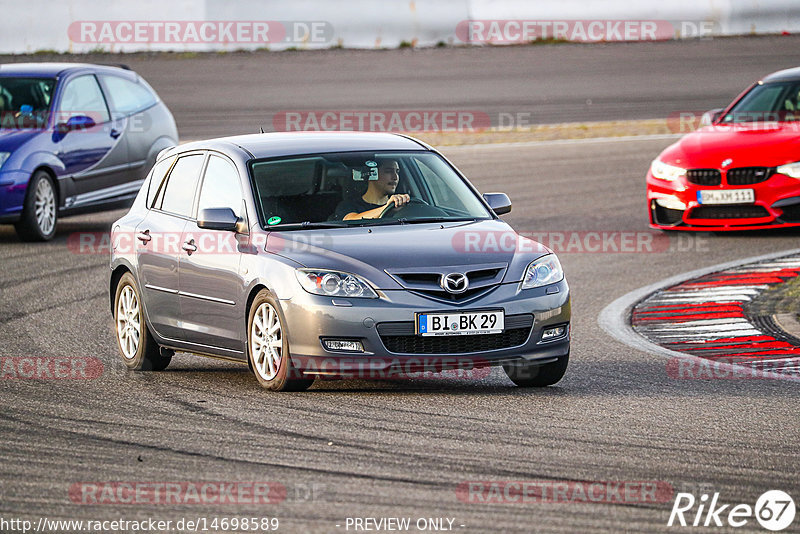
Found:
650,159 -> 686,181
0,152 -> 10,169
777,161 -> 800,179
521,255 -> 564,290
295,269 -> 378,298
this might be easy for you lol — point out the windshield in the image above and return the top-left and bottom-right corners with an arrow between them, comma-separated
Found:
0,77 -> 56,129
721,81 -> 800,123
248,151 -> 492,228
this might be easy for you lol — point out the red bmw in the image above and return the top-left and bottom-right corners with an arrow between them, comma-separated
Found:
648,66 -> 800,231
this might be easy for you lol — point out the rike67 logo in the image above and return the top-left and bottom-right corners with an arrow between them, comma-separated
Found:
668,490 -> 796,531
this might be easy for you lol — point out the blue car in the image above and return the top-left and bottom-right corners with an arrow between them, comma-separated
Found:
0,63 -> 177,240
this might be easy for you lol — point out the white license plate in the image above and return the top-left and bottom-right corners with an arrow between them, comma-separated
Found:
697,189 -> 755,204
416,310 -> 504,336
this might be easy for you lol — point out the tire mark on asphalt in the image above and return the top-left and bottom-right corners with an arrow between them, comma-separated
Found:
0,263 -> 103,291
0,290 -> 105,325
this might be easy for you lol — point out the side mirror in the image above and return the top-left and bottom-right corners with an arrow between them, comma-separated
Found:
483,192 -> 512,216
197,208 -> 240,232
56,115 -> 96,134
700,108 -> 724,127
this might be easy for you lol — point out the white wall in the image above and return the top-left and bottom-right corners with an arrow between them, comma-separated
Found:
0,0 -> 798,54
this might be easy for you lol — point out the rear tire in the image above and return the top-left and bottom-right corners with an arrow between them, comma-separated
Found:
15,170 -> 57,241
247,290 -> 314,392
114,272 -> 171,371
503,353 -> 568,387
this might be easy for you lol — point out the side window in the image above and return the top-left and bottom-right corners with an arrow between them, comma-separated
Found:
158,154 -> 205,217
198,156 -> 244,216
101,75 -> 157,115
146,155 -> 176,208
58,75 -> 110,123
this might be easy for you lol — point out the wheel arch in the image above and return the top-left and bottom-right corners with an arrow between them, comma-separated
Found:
109,264 -> 132,313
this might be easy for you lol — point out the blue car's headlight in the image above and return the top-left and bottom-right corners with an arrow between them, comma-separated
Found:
0,152 -> 10,169
521,255 -> 564,289
296,269 -> 379,298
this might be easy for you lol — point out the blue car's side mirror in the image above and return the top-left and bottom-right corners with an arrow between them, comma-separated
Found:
55,115 -> 96,136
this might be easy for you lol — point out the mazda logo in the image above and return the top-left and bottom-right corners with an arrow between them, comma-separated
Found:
441,272 -> 469,294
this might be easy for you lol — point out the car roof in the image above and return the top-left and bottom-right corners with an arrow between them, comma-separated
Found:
0,62 -> 134,79
175,131 -> 432,159
762,66 -> 800,83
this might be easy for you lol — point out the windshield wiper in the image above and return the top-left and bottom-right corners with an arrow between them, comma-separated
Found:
400,217 -> 479,225
351,217 -> 480,227
267,221 -> 350,230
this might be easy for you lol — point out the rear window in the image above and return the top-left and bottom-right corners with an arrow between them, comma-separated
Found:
101,75 -> 157,115
146,155 -> 176,208
157,154 -> 205,217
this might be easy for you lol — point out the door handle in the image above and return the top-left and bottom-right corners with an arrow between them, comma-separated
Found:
110,128 -> 121,139
182,240 -> 197,254
136,230 -> 151,244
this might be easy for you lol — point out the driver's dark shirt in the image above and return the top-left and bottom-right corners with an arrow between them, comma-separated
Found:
332,197 -> 384,220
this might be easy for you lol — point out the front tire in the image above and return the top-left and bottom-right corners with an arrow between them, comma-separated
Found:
15,170 -> 57,241
114,272 -> 171,371
247,290 -> 313,391
503,353 -> 568,387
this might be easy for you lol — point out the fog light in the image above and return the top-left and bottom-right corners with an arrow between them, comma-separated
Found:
654,197 -> 686,210
542,325 -> 567,341
323,339 -> 364,352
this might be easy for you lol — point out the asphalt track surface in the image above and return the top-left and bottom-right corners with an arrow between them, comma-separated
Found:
5,35 -> 800,137
1,38 -> 800,533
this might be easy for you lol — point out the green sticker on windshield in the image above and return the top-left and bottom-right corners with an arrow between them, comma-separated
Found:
267,216 -> 282,225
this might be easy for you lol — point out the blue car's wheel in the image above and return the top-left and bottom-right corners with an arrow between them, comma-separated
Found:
15,171 -> 57,241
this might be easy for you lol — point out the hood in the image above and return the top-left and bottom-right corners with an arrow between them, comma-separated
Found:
265,219 -> 551,289
0,129 -> 40,153
662,123 -> 800,168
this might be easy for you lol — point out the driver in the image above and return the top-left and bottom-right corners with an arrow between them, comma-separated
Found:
333,159 -> 410,220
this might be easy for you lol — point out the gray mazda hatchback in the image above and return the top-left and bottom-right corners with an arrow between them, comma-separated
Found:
109,132 -> 570,391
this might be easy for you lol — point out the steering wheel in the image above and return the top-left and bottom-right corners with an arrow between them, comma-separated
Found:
378,197 -> 430,218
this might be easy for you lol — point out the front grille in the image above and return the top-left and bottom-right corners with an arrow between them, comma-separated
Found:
687,169 -> 721,186
688,205 -> 770,219
377,314 -> 533,354
387,264 -> 507,303
726,167 -> 773,185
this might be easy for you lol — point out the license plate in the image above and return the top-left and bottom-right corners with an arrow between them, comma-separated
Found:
416,310 -> 504,336
697,189 -> 755,204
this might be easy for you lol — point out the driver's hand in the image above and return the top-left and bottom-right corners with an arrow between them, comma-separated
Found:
387,194 -> 410,208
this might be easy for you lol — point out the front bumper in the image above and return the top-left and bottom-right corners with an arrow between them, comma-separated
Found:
280,278 -> 571,377
0,169 -> 30,222
647,170 -> 800,231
